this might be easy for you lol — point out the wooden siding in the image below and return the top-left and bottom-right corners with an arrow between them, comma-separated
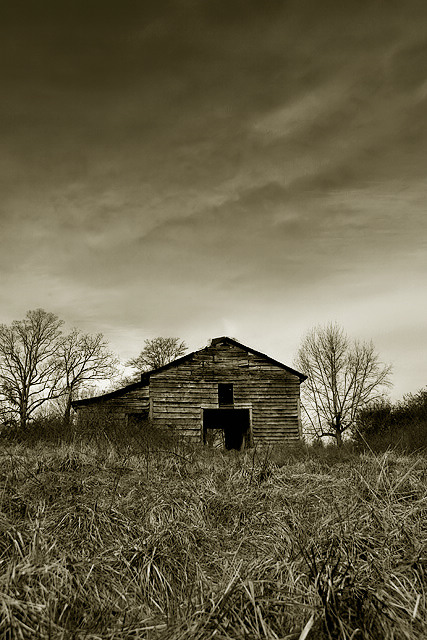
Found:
150,341 -> 301,444
77,386 -> 149,426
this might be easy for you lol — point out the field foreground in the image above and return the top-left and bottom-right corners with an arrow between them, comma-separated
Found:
0,439 -> 426,639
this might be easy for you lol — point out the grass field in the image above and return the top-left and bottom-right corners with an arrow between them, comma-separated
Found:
0,435 -> 425,639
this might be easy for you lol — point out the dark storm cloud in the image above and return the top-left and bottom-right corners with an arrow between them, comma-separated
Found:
3,0 -> 426,201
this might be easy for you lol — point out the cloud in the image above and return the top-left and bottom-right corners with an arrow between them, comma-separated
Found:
1,0 -> 427,399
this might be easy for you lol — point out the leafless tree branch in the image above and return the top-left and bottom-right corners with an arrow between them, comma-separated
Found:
127,337 -> 187,372
295,323 -> 392,445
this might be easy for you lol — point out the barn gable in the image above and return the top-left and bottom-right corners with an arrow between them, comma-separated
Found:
72,337 -> 306,448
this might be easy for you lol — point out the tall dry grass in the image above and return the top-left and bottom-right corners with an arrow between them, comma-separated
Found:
0,432 -> 425,639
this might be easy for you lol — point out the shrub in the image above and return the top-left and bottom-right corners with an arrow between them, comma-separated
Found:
355,390 -> 427,452
0,411 -> 74,445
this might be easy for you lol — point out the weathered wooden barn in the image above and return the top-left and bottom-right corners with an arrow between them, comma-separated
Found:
72,337 -> 307,448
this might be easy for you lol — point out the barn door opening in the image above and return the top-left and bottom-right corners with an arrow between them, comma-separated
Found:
203,409 -> 250,450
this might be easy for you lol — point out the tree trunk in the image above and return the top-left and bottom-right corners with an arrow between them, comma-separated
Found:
19,407 -> 27,430
335,412 -> 343,447
63,390 -> 72,428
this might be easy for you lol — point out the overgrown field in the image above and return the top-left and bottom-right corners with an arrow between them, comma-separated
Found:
0,437 -> 426,639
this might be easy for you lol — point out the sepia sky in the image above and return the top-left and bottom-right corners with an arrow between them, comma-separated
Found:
1,0 -> 426,399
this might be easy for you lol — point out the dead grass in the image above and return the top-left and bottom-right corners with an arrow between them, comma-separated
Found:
0,438 -> 425,639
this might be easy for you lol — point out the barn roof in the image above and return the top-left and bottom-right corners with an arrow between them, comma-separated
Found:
72,336 -> 307,408
71,378 -> 149,407
209,337 -> 307,380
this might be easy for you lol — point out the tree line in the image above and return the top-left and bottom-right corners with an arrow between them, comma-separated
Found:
1,309 -> 406,447
0,309 -> 187,430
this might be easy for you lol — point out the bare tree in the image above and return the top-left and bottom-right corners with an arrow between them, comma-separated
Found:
294,323 -> 392,446
58,329 -> 119,426
0,309 -> 64,428
127,337 -> 187,372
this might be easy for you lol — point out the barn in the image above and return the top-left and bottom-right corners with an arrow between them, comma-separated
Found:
72,337 -> 307,449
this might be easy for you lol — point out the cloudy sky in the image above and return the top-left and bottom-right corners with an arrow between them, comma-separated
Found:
1,0 -> 426,399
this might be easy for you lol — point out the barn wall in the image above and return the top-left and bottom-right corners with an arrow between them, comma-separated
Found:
150,341 -> 301,444
77,386 -> 150,427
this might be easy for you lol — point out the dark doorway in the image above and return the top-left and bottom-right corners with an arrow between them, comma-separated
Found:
203,409 -> 250,450
127,411 -> 149,430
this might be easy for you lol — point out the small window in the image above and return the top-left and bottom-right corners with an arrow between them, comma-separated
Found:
218,383 -> 234,405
